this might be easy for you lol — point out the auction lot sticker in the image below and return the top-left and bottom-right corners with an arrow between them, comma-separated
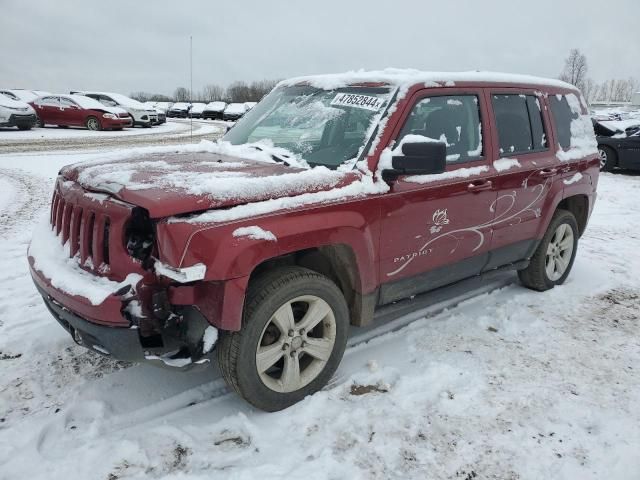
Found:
330,93 -> 384,111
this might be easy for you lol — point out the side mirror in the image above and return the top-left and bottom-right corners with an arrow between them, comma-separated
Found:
384,141 -> 447,179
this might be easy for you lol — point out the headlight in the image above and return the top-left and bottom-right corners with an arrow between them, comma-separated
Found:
103,113 -> 117,119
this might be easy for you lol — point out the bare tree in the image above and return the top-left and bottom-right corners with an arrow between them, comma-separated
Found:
225,81 -> 252,102
559,48 -> 588,91
173,87 -> 190,102
130,91 -> 152,102
202,84 -> 224,102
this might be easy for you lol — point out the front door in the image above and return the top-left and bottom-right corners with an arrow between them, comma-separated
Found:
378,90 -> 497,304
59,97 -> 83,126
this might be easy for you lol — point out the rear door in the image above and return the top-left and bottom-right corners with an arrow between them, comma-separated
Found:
378,89 -> 497,304
34,96 -> 61,124
484,89 -> 558,268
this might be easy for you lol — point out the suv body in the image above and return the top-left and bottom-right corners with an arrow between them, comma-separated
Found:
30,70 -> 599,411
71,91 -> 158,127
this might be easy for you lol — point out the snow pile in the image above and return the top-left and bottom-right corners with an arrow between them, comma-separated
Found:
28,219 -> 142,305
563,172 -> 583,185
202,326 -> 218,354
493,157 -> 521,172
232,226 -> 277,241
556,94 -> 598,161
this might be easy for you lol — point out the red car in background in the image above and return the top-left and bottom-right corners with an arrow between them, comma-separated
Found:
31,94 -> 132,130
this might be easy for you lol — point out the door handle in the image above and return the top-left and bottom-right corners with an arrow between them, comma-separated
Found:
538,168 -> 558,178
467,180 -> 493,192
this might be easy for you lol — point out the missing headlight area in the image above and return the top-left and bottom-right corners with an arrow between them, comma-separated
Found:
125,207 -> 155,266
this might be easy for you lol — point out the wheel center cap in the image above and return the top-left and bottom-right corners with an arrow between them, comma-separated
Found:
291,336 -> 303,350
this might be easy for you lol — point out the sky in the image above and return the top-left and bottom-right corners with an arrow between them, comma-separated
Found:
1,0 -> 638,97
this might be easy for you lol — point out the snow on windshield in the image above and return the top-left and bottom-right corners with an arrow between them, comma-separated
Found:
224,86 -> 391,169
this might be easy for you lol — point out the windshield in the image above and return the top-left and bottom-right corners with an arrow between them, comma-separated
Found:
223,85 -> 391,168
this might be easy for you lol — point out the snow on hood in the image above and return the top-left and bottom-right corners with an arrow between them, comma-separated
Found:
60,141 -> 356,218
279,68 -> 576,91
205,101 -> 226,111
225,103 -> 247,114
0,94 -> 33,110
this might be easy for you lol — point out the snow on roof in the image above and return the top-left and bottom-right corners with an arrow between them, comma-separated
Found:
279,68 -> 577,91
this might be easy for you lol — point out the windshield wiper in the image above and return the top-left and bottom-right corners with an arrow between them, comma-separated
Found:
250,145 -> 291,167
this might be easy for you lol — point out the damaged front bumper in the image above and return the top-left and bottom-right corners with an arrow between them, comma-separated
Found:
30,265 -> 216,370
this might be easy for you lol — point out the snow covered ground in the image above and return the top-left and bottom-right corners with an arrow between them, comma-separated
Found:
0,142 -> 639,479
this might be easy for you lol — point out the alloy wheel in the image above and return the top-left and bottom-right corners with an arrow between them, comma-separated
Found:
598,148 -> 607,170
87,118 -> 99,130
256,295 -> 336,393
545,223 -> 574,281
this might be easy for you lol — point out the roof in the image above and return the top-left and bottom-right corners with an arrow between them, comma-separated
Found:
279,68 -> 576,91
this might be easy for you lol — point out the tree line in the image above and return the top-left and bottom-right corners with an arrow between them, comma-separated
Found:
130,79 -> 280,104
559,49 -> 638,103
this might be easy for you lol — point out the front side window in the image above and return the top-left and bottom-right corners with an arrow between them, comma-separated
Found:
492,94 -> 548,155
223,85 -> 392,168
60,97 -> 78,108
396,95 -> 483,163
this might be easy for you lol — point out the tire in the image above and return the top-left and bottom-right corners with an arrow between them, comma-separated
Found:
217,266 -> 349,412
129,115 -> 136,127
598,145 -> 617,172
37,118 -> 45,128
17,125 -> 31,131
85,116 -> 101,131
518,209 -> 579,291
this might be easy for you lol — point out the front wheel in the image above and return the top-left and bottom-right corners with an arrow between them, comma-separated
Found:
518,209 -> 579,291
85,116 -> 101,131
217,267 -> 349,411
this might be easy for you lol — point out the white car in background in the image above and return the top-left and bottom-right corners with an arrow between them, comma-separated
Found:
202,101 -> 226,120
244,101 -> 257,111
71,91 -> 158,127
189,102 -> 206,118
223,102 -> 248,121
0,89 -> 52,103
0,93 -> 37,130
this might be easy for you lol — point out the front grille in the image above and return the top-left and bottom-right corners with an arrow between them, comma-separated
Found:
51,190 -> 112,272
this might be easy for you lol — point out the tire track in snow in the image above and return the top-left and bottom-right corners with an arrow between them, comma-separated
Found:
0,168 -> 52,239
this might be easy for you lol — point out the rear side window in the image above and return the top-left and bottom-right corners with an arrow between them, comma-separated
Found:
492,94 -> 548,155
397,95 -> 483,163
549,95 -> 578,149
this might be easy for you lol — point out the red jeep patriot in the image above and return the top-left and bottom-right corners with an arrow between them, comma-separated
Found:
29,70 -> 599,411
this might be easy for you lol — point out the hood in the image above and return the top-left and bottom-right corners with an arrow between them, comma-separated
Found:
60,152 -> 353,219
104,106 -> 128,115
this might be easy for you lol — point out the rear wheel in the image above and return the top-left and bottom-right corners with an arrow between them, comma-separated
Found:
217,267 -> 349,412
85,116 -> 101,131
37,118 -> 45,128
129,115 -> 136,127
518,209 -> 579,291
17,125 -> 32,131
598,145 -> 617,172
